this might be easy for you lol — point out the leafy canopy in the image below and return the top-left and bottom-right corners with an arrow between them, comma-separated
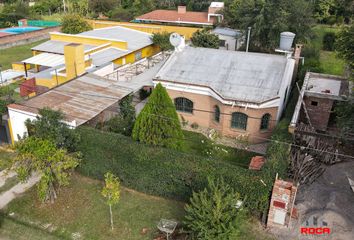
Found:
151,32 -> 174,51
14,137 -> 80,203
191,29 -> 220,49
184,177 -> 242,240
223,0 -> 314,51
335,24 -> 354,77
132,83 -> 184,150
102,172 -> 121,206
61,14 -> 92,34
25,108 -> 80,152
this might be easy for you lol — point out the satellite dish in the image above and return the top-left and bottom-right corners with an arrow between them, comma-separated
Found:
169,33 -> 182,47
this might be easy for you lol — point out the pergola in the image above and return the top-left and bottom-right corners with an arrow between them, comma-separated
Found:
21,53 -> 65,77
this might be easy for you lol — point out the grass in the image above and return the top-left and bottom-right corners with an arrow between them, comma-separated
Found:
0,175 -> 19,194
182,130 -> 257,168
0,148 -> 15,170
311,25 -> 346,75
1,174 -> 185,240
0,39 -> 47,70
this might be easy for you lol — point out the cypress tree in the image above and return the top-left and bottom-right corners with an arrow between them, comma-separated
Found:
132,83 -> 184,149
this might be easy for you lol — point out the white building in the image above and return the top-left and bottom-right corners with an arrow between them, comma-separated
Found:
212,27 -> 244,51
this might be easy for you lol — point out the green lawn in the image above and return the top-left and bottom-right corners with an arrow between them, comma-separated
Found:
0,40 -> 47,70
311,25 -> 346,75
1,174 -> 185,240
182,130 -> 257,168
0,148 -> 16,170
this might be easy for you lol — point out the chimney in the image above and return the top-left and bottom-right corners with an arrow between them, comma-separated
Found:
64,43 -> 85,81
292,44 -> 303,82
178,6 -> 186,14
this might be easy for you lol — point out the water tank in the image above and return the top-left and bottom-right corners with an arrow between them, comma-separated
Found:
279,32 -> 296,51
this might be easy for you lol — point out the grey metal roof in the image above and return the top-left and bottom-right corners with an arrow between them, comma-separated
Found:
31,40 -> 96,54
212,27 -> 242,38
155,47 -> 290,103
78,26 -> 153,51
90,47 -> 128,67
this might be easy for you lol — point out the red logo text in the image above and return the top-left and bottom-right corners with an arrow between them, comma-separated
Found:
300,227 -> 331,235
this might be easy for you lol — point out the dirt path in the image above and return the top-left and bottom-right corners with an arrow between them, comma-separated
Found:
0,172 -> 41,209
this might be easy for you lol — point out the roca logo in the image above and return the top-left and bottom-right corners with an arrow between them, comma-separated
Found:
300,215 -> 331,235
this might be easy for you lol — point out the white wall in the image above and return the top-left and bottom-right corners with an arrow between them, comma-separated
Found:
8,108 -> 37,142
217,34 -> 237,51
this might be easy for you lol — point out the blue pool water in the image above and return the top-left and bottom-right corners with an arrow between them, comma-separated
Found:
0,27 -> 42,34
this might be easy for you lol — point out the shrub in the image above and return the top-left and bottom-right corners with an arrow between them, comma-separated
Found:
151,32 -> 174,51
108,7 -> 134,21
132,83 -> 184,150
76,127 -> 277,215
184,178 -> 242,239
61,14 -> 92,34
191,29 -> 220,49
322,32 -> 336,51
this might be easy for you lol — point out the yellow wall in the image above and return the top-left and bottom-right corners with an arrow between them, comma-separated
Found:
12,62 -> 30,71
113,45 -> 160,65
50,33 -> 128,50
87,20 -> 200,40
64,44 -> 86,81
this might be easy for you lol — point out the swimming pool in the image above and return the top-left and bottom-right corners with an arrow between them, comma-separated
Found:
0,27 -> 42,34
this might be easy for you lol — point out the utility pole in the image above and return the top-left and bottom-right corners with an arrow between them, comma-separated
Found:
63,0 -> 67,13
0,64 -> 3,85
246,27 -> 251,53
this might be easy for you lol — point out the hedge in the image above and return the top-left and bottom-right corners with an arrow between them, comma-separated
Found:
76,127 -> 282,215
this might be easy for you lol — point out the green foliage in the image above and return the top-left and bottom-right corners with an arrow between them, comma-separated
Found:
191,29 -> 220,49
132,0 -> 155,16
313,0 -> 336,23
24,108 -> 80,152
0,85 -> 16,116
335,93 -> 354,134
14,137 -> 80,202
223,0 -> 314,51
151,32 -> 174,51
108,7 -> 134,21
61,14 -> 92,34
77,127 -> 274,215
104,95 -> 135,136
132,83 -> 184,150
335,24 -> 354,76
30,0 -> 62,16
89,0 -> 117,14
322,32 -> 336,51
184,177 -> 242,239
102,172 -> 120,230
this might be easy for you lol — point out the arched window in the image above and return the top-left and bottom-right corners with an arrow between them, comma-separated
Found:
260,113 -> 271,130
174,97 -> 193,113
214,105 -> 220,122
231,112 -> 248,130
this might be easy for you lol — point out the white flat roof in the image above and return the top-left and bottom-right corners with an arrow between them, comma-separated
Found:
22,53 -> 65,67
306,77 -> 341,96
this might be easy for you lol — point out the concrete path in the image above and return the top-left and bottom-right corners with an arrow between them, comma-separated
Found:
0,169 -> 17,188
0,172 -> 41,209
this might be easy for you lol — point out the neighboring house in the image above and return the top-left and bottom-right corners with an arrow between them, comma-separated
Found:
135,2 -> 224,27
289,72 -> 349,132
212,27 -> 243,51
13,26 -> 159,91
6,59 -> 164,143
153,46 -> 296,143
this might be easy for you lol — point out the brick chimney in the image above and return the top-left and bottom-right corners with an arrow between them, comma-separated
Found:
292,44 -> 303,83
178,6 -> 187,14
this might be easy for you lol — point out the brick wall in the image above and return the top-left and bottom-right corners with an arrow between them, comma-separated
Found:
0,26 -> 61,49
267,179 -> 297,228
166,89 -> 279,143
304,96 -> 333,131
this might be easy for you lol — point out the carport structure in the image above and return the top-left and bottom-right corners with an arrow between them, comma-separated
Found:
21,53 -> 65,77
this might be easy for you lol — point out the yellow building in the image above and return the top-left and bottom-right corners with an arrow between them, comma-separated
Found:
87,20 -> 201,40
17,26 -> 160,90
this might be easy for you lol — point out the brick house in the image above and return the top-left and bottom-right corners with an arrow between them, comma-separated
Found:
289,72 -> 349,132
153,47 -> 296,143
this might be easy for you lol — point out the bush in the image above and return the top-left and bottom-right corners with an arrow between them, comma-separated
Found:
76,127 -> 275,215
322,32 -> 336,51
61,14 -> 92,34
108,7 -> 134,21
184,178 -> 242,239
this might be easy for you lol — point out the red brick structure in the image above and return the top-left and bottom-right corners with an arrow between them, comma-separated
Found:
267,178 -> 298,227
249,156 -> 266,170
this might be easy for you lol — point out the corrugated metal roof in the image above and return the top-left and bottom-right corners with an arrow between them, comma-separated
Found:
89,47 -> 128,67
155,47 -> 291,103
212,27 -> 242,38
22,53 -> 65,67
31,40 -> 96,54
8,74 -> 134,126
78,26 -> 153,51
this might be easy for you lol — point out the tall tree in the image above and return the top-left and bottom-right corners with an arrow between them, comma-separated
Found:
132,83 -> 184,150
14,137 -> 80,203
25,108 -> 80,152
223,0 -> 314,51
191,29 -> 220,49
184,177 -> 242,239
101,172 -> 120,230
335,24 -> 354,76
